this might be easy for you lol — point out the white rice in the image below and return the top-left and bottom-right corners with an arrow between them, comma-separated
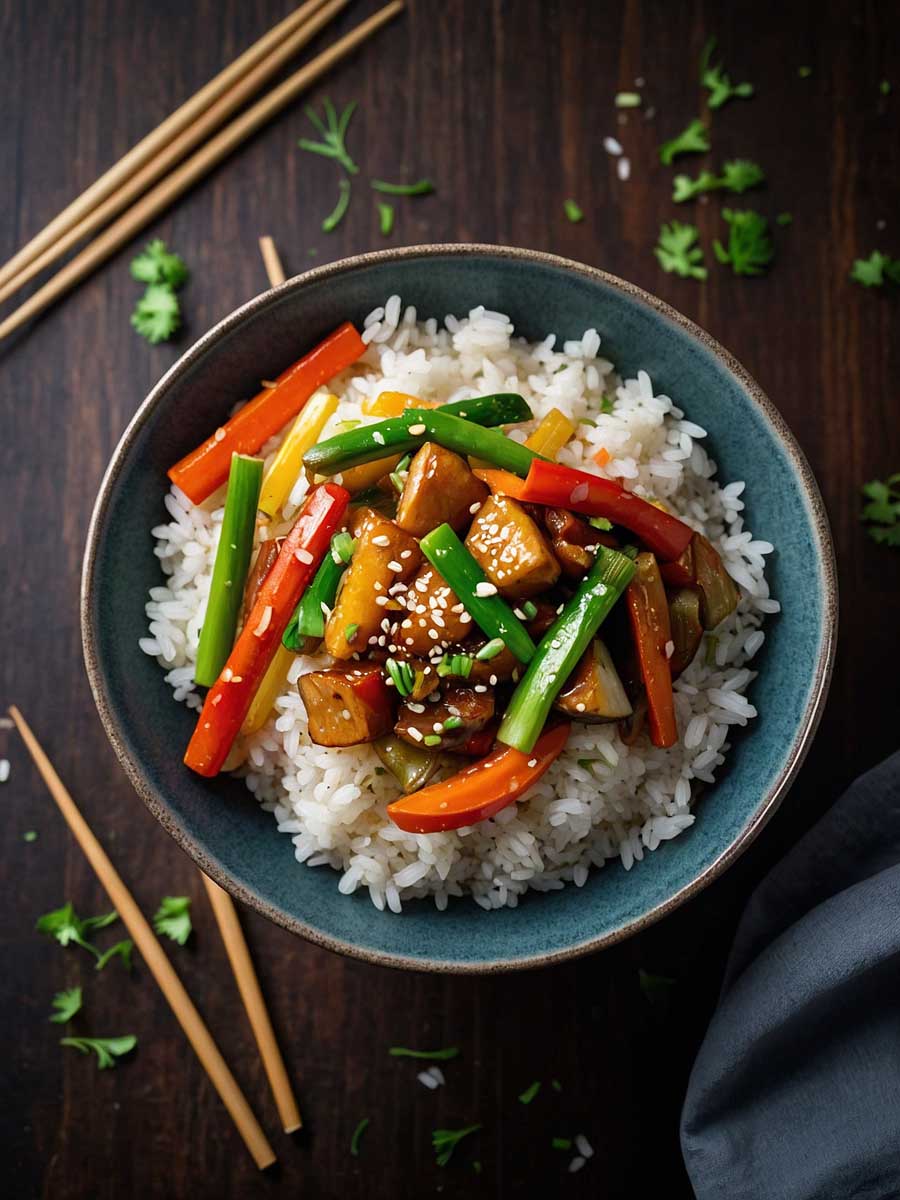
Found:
142,297 -> 776,912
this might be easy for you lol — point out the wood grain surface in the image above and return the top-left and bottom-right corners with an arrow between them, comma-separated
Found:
2,1 -> 898,1197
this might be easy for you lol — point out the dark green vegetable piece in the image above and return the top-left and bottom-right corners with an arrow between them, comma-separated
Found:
350,1116 -> 370,1156
419,524 -> 537,664
374,737 -> 441,793
303,394 -> 536,478
283,534 -> 351,648
668,588 -> 704,676
498,547 -> 636,753
693,535 -> 740,629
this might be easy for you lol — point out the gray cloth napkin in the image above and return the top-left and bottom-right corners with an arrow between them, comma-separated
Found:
681,751 -> 900,1200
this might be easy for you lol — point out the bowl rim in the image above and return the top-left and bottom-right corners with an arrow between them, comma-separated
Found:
81,242 -> 838,973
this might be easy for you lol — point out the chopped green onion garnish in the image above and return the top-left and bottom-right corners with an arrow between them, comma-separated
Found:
798,65 -> 812,78
345,623 -> 359,643
600,395 -> 615,414
615,91 -> 642,108
350,1116 -> 369,1157
332,419 -> 361,435
518,1080 -> 541,1104
322,178 -> 351,233
432,1124 -> 481,1167
24,830 -> 38,843
551,1079 -> 563,1092
386,658 -> 415,697
442,716 -> 462,731
589,516 -> 613,531
776,212 -> 793,226
378,201 -> 395,235
389,472 -> 405,494
423,734 -> 442,747
564,199 -> 584,223
332,531 -> 356,563
437,652 -> 474,678
396,454 -> 412,473
370,178 -> 434,196
622,544 -> 639,560
475,637 -> 505,661
522,600 -> 538,620
388,1046 -> 460,1060
552,1137 -> 572,1150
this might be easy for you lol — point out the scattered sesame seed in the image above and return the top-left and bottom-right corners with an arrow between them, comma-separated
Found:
527,758 -> 538,768
214,427 -> 226,442
407,702 -> 426,714
253,605 -> 273,637
0,759 -> 10,783
575,702 -> 586,712
475,581 -> 498,598
469,501 -> 481,513
400,549 -> 413,558
407,726 -> 424,742
388,560 -> 402,572
342,709 -> 352,720
295,547 -> 314,565
221,667 -> 233,682
665,640 -> 675,658
408,423 -> 427,435
376,595 -> 390,606
372,534 -> 390,547
231,675 -> 243,683
474,684 -> 487,693
489,674 -> 498,686
372,431 -> 385,445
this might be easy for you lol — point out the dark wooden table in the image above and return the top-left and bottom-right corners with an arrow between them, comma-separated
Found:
3,1 -> 898,1196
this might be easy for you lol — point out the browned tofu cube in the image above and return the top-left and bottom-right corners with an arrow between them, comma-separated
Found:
392,564 -> 472,655
299,665 -> 394,746
395,442 -> 488,537
324,517 -> 421,659
465,495 -> 561,601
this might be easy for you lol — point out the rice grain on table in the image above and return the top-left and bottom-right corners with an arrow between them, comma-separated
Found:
142,296 -> 775,912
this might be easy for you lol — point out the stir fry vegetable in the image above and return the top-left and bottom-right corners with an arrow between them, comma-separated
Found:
626,553 -> 677,748
194,454 -> 263,687
242,644 -> 295,735
667,587 -> 704,677
524,407 -> 576,458
303,394 -> 537,478
184,483 -> 349,776
386,723 -> 571,833
472,467 -> 527,500
258,390 -> 338,518
374,735 -> 441,793
169,323 -> 365,505
498,547 -> 636,753
282,533 -> 351,649
692,533 -> 740,628
519,460 -> 694,561
419,523 -> 537,664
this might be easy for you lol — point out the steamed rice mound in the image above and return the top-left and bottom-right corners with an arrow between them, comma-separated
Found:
142,296 -> 777,912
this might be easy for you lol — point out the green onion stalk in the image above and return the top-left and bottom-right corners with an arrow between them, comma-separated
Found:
498,547 -> 636,753
194,454 -> 263,687
282,533 -> 354,649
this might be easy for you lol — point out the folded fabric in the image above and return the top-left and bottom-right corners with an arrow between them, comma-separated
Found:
681,751 -> 900,1200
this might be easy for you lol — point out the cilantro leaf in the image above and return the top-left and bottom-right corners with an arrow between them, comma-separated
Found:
720,159 -> 766,194
130,284 -> 181,343
851,251 -> 900,288
861,476 -> 900,546
298,99 -> 358,175
153,895 -> 192,945
713,209 -> 774,276
655,221 -> 708,279
95,939 -> 134,972
432,1123 -> 482,1167
129,239 -> 188,288
700,38 -> 754,109
60,1034 -> 136,1070
350,1116 -> 369,1156
673,169 -> 721,202
518,1080 -> 541,1104
36,902 -> 102,961
377,201 -> 394,236
564,198 -> 584,223
659,119 -> 710,165
49,987 -> 83,1024
81,910 -> 119,932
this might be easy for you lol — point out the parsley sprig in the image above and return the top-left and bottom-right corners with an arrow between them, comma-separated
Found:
655,221 -> 707,279
432,1123 -> 482,1167
37,902 -> 134,971
673,159 -> 765,202
60,1034 -> 136,1070
659,119 -> 710,165
130,239 -> 188,288
129,240 -> 189,344
851,251 -> 900,288
299,99 -> 359,175
700,38 -> 754,109
713,209 -> 775,275
861,476 -> 900,547
49,987 -> 83,1024
153,895 -> 193,946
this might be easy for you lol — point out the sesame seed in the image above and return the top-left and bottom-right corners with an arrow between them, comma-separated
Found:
374,581 -> 384,591
295,547 -> 314,564
214,427 -> 226,442
376,595 -> 390,606
211,694 -> 221,706
407,702 -> 426,713
408,423 -> 426,435
576,702 -> 586,712
400,549 -> 412,558
221,667 -> 233,681
407,726 -> 424,742
428,629 -> 439,639
231,675 -> 243,683
474,684 -> 487,693
432,722 -> 444,733
469,501 -> 481,513
475,582 -> 497,598
342,709 -> 352,720
460,612 -> 472,623
388,560 -> 402,572
665,640 -> 675,658
489,674 -> 498,686
372,431 -> 385,445
253,605 -> 273,637
527,758 -> 538,768
372,534 -> 390,547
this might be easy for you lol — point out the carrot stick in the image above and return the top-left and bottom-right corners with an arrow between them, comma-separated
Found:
169,323 -> 365,505
626,553 -> 677,748
472,468 -> 527,501
184,483 -> 349,776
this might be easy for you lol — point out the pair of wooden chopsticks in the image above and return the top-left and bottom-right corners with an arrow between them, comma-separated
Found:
0,0 -> 404,341
10,703 -> 298,1169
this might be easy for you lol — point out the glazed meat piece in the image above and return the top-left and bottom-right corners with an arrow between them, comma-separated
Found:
465,494 -> 561,601
299,664 -> 394,747
395,684 -> 495,752
324,515 -> 420,659
393,564 -> 472,655
395,442 -> 488,536
554,638 -> 633,722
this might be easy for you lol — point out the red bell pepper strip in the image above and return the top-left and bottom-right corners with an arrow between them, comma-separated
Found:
519,460 -> 693,561
387,723 -> 570,834
626,553 -> 678,749
169,323 -> 366,505
184,483 -> 349,777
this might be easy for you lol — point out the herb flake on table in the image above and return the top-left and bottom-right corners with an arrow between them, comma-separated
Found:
552,1136 -> 572,1150
322,178 -> 351,233
130,239 -> 188,288
776,212 -> 793,226
861,476 -> 900,546
798,65 -> 812,78
49,987 -> 82,1024
655,221 -> 707,279
131,283 -> 182,344
95,939 -> 134,972
713,209 -> 774,276
36,902 -> 118,962
659,119 -> 709,165
564,199 -> 584,223
850,251 -> 900,288
388,1045 -> 460,1061
60,1034 -> 137,1070
370,178 -> 434,196
518,1080 -> 541,1104
614,92 -> 641,108
153,895 -> 192,945
298,99 -> 358,175
377,201 -> 394,235
350,1116 -> 369,1156
700,38 -> 754,109
24,830 -> 38,843
432,1123 -> 482,1167
673,159 -> 765,202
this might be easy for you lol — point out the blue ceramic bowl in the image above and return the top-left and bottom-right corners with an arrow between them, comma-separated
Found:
82,245 -> 837,973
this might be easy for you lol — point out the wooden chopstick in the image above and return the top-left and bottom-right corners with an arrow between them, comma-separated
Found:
8,706 -> 277,1171
0,0 -> 349,306
259,236 -> 288,286
201,875 -> 301,1133
0,0 -> 403,342
0,0 -> 330,294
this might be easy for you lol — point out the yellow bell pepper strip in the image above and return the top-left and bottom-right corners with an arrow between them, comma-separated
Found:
258,391 -> 338,518
184,483 -> 349,777
498,547 -> 636,754
387,723 -> 571,833
524,407 -> 576,459
194,454 -> 263,687
363,391 -> 438,418
169,322 -> 365,505
241,645 -> 295,735
418,523 -> 536,664
302,395 -> 536,478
